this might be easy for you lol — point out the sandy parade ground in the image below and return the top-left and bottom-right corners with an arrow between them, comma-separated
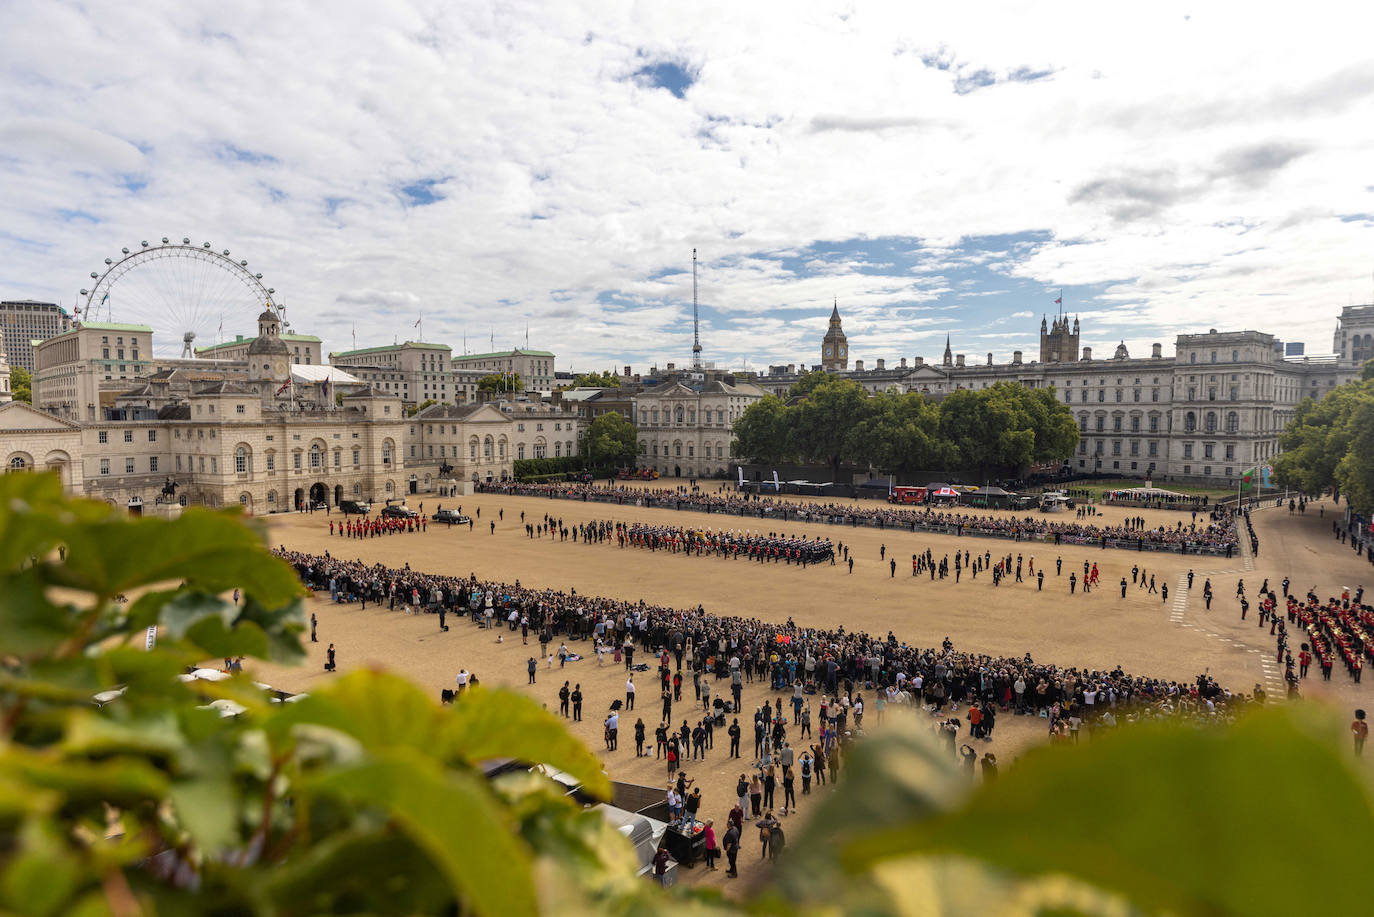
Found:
239,480 -> 1374,892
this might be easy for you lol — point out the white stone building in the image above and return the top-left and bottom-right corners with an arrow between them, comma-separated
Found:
329,341 -> 453,406
634,378 -> 766,478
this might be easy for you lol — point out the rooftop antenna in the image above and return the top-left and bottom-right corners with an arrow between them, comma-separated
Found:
691,248 -> 703,371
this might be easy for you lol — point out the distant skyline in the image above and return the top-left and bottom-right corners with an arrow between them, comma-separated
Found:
2,2 -> 1373,371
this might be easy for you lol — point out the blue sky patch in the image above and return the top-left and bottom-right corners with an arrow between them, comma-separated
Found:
630,56 -> 698,98
397,178 -> 447,207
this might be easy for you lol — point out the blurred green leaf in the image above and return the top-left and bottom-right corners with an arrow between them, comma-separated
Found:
54,508 -> 302,604
844,707 -> 1374,917
0,473 -> 108,572
0,571 -> 81,657
310,750 -> 537,917
447,689 -> 612,800
0,819 -> 81,917
168,774 -> 239,857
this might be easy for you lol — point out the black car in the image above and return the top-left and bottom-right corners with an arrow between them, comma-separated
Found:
381,504 -> 419,520
432,509 -> 472,525
339,500 -> 371,515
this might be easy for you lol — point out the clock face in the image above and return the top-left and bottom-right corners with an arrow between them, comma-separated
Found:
823,345 -> 833,358
838,345 -> 847,357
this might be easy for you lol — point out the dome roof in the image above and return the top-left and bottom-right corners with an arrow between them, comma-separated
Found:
247,333 -> 289,356
257,309 -> 278,322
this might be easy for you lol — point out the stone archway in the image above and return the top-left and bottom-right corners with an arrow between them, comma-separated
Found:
309,482 -> 327,506
335,484 -> 344,505
293,487 -> 305,511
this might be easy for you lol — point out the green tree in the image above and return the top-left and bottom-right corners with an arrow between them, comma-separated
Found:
849,391 -> 952,477
791,376 -> 871,481
477,372 -> 522,394
731,394 -> 794,465
10,365 -> 31,403
787,369 -> 830,400
579,411 -> 639,468
937,382 -> 1077,478
407,398 -> 439,417
568,370 -> 621,388
1273,388 -> 1361,498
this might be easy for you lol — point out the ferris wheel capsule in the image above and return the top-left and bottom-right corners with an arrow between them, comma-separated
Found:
141,240 -> 148,247
80,289 -> 88,296
222,249 -> 230,256
182,237 -> 190,244
104,258 -> 112,265
255,273 -> 262,279
267,288 -> 275,294
90,272 -> 98,279
122,248 -> 129,254
162,237 -> 169,244
240,260 -> 247,266
203,242 -> 211,249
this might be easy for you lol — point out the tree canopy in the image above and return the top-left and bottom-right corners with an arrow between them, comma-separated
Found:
565,370 -> 621,388
1273,362 -> 1374,511
477,372 -> 522,394
579,410 -> 639,467
10,365 -> 31,403
732,377 -> 1078,479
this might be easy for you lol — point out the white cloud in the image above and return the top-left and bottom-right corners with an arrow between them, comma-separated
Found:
1,0 -> 1372,367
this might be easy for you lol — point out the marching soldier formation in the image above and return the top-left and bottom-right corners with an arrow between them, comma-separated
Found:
619,523 -> 836,567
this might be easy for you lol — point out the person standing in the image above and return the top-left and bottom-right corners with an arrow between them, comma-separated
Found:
723,820 -> 740,878
310,612 -> 318,643
728,718 -> 742,757
325,644 -> 336,672
571,684 -> 583,721
527,657 -> 537,684
559,681 -> 571,717
626,675 -> 636,710
635,718 -> 647,757
605,710 -> 619,751
1354,709 -> 1368,757
703,819 -> 718,870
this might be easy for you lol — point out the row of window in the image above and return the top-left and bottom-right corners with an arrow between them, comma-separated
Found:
645,441 -> 727,459
644,407 -> 737,425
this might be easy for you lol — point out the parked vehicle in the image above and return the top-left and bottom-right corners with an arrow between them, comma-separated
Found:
888,486 -> 928,505
381,504 -> 419,520
339,500 -> 371,515
432,509 -> 471,524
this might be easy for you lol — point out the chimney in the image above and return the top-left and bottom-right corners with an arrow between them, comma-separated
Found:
854,360 -> 864,371
987,353 -> 993,366
1151,343 -> 1162,359
1081,347 -> 1093,361
914,356 -> 924,366
955,354 -> 965,368
1013,350 -> 1023,364
787,364 -> 795,373
900,357 -> 907,368
876,358 -> 885,370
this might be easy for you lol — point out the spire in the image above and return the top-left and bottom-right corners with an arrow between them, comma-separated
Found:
943,335 -> 953,368
830,296 -> 840,323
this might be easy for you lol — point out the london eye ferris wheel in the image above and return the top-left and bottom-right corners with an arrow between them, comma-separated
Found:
77,238 -> 280,358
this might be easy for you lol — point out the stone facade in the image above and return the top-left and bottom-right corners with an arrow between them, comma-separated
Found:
634,379 -> 766,478
329,341 -> 453,406
407,403 -> 514,486
195,331 -> 323,366
494,400 -> 582,462
451,348 -> 556,393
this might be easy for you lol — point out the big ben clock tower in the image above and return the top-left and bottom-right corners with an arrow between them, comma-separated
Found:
821,298 -> 848,371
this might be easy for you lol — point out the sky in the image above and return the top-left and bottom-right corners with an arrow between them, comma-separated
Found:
2,1 -> 1374,368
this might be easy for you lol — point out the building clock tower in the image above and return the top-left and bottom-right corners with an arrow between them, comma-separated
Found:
821,298 -> 848,371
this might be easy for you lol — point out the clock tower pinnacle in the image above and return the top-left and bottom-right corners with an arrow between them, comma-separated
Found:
821,298 -> 848,371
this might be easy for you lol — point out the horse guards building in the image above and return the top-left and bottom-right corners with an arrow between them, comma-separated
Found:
1,289 -> 1372,512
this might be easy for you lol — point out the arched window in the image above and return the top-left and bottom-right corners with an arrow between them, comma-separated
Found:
1226,411 -> 1239,434
310,444 -> 322,468
483,436 -> 493,459
385,481 -> 394,493
674,442 -> 682,457
675,406 -> 684,424
9,456 -> 27,471
1205,412 -> 1217,433
469,437 -> 479,461
1184,412 -> 1196,433
235,446 -> 249,474
382,442 -> 393,466
267,490 -> 277,504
